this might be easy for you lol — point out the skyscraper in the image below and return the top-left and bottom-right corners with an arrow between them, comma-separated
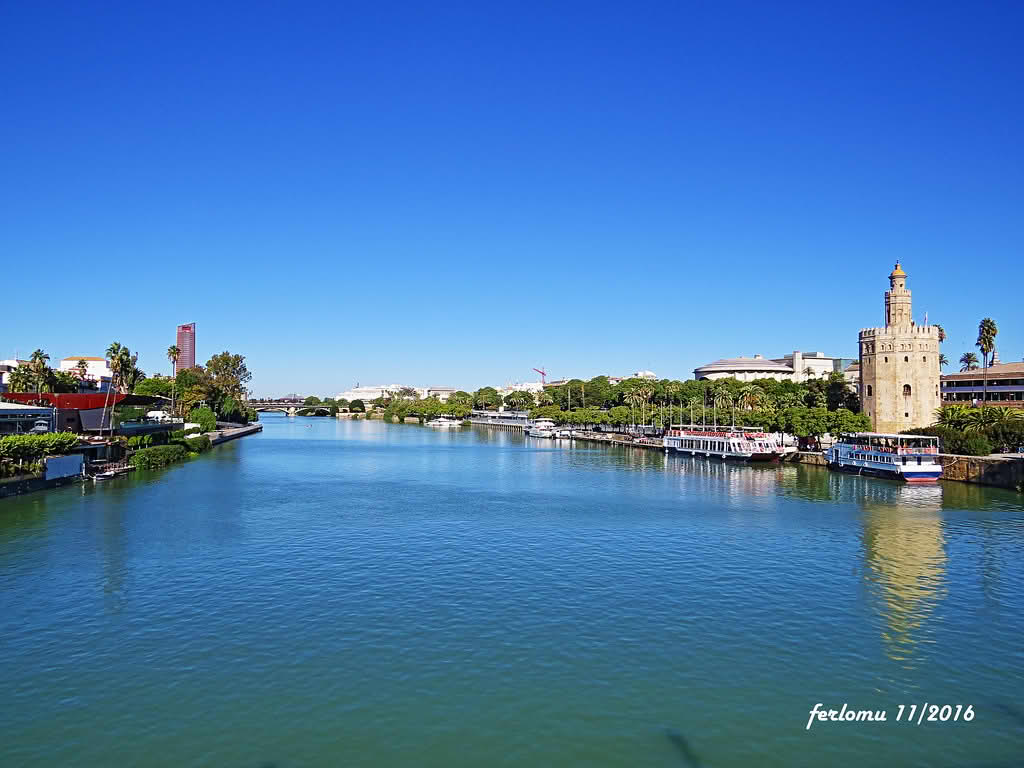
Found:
175,323 -> 196,374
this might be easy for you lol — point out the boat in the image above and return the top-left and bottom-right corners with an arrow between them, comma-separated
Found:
554,429 -> 574,439
663,425 -> 784,461
526,418 -> 557,438
92,470 -> 118,481
825,432 -> 942,483
426,418 -> 462,428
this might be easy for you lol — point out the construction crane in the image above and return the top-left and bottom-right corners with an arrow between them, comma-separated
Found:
532,367 -> 548,385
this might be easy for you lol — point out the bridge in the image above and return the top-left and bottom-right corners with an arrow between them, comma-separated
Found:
251,401 -> 340,416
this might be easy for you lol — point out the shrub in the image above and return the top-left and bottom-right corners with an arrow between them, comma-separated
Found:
171,430 -> 186,440
189,406 -> 217,433
904,425 -> 993,456
0,432 -> 81,463
183,435 -> 211,453
128,444 -> 188,469
184,427 -> 201,436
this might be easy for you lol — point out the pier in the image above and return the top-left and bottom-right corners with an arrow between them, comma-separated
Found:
468,409 -> 531,431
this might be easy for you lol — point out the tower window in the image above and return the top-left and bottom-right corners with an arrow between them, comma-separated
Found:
867,385 -> 872,397
904,356 -> 909,362
884,357 -> 888,363
905,412 -> 909,417
923,356 -> 927,362
903,384 -> 912,397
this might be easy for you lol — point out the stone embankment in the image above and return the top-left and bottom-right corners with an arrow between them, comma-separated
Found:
785,449 -> 1022,490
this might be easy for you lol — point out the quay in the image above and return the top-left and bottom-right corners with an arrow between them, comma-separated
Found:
209,422 -> 263,445
469,409 -> 531,431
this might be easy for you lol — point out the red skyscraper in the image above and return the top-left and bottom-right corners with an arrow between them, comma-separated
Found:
175,323 -> 196,374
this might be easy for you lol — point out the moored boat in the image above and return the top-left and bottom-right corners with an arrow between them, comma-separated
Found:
426,418 -> 462,428
825,433 -> 942,483
526,419 -> 556,438
663,425 -> 784,461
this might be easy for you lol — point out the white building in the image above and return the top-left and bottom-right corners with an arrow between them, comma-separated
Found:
694,351 -> 855,383
335,384 -> 407,403
58,356 -> 113,392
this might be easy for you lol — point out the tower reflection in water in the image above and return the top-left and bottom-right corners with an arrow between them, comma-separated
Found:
859,482 -> 947,667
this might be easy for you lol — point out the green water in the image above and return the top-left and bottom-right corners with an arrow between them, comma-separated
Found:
2,415 -> 1023,767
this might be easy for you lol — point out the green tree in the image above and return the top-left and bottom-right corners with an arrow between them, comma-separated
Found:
304,395 -> 321,406
976,318 -> 998,405
938,353 -> 949,370
205,351 -> 252,402
167,345 -> 180,414
188,406 -> 217,433
349,399 -> 365,413
503,390 -> 535,411
448,391 -> 473,408
473,387 -> 502,410
29,349 -> 50,394
959,352 -> 979,372
135,378 -> 173,398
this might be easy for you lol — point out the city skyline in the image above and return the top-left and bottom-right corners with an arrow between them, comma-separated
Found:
3,1 -> 1021,394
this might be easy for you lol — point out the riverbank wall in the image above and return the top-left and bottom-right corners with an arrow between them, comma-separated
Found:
785,449 -> 1022,491
209,423 -> 263,445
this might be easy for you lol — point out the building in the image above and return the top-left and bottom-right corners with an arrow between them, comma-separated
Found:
858,262 -> 940,432
694,355 -> 795,382
694,352 -> 854,383
335,384 -> 410,403
58,356 -> 113,392
941,360 -> 1024,407
0,359 -> 25,393
421,387 -> 458,402
175,323 -> 196,373
0,401 -> 55,434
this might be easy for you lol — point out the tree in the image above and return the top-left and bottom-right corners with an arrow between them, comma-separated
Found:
934,324 -> 946,344
473,387 -> 502,410
959,352 -> 979,372
304,395 -> 322,406
135,378 -> 173,398
448,391 -> 473,408
938,353 -> 949,370
167,345 -> 180,414
976,318 -> 998,406
503,390 -> 534,411
75,358 -> 89,383
349,399 -> 365,413
188,406 -> 217,433
29,349 -> 50,394
205,352 -> 252,402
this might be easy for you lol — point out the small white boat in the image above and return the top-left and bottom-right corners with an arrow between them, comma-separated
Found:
554,429 -> 574,439
527,418 -> 557,438
93,470 -> 117,482
426,418 -> 462,428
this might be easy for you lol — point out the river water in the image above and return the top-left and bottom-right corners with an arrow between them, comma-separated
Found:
2,414 -> 1023,767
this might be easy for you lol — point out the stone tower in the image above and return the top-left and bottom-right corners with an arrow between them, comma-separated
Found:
858,263 -> 940,433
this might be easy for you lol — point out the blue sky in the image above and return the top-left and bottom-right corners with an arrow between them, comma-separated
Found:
3,1 -> 1021,396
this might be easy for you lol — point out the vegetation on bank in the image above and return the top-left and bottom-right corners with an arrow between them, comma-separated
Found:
902,405 -> 1024,456
129,434 -> 212,470
0,432 -> 82,477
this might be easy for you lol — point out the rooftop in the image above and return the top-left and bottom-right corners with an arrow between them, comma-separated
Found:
61,356 -> 106,362
942,361 -> 1024,379
695,356 -> 794,374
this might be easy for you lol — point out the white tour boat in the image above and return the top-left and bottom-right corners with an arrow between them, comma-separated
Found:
526,419 -> 557,438
825,433 -> 942,483
663,425 -> 784,462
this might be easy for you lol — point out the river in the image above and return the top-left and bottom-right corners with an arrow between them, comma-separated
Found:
2,413 -> 1023,766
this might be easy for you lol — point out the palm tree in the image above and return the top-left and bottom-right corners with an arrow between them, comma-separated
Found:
167,345 -> 180,414
933,404 -> 970,430
938,353 -> 949,370
715,389 -> 735,428
976,318 -> 998,406
624,391 -> 643,429
959,352 -> 979,372
637,384 -> 654,427
687,395 -> 701,426
738,384 -> 764,411
934,324 -> 946,344
29,349 -> 50,394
